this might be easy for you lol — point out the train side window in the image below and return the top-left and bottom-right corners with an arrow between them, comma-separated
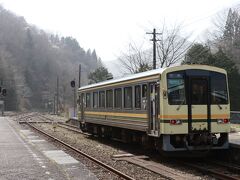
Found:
99,91 -> 105,108
114,88 -> 122,108
93,92 -> 98,108
86,93 -> 91,108
142,84 -> 147,98
135,85 -> 141,109
142,84 -> 147,110
106,90 -> 113,108
82,93 -> 86,107
124,87 -> 132,109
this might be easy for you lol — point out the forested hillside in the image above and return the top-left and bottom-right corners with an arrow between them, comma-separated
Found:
0,6 -> 102,111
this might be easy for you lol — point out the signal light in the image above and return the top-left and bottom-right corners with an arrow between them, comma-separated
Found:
2,89 -> 6,96
70,80 -> 75,88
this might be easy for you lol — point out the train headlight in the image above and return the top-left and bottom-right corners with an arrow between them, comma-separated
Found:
170,119 -> 182,125
217,119 -> 223,124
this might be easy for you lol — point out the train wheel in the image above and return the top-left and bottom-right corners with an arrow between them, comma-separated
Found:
141,134 -> 154,150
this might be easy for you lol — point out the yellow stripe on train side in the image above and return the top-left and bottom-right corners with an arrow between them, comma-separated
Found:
84,112 -> 229,120
84,111 -> 148,118
159,114 -> 229,119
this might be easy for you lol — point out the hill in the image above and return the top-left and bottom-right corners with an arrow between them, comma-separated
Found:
0,5 -> 102,111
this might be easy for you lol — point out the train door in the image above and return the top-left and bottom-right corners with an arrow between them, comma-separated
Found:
188,77 -> 210,132
148,82 -> 160,136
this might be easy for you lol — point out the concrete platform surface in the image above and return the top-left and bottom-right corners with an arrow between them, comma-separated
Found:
229,132 -> 240,148
0,117 -> 97,180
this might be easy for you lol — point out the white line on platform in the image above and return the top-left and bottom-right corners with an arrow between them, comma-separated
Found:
43,150 -> 79,165
29,139 -> 46,142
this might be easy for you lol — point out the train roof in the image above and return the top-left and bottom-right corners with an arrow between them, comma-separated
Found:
78,64 -> 226,91
79,67 -> 166,91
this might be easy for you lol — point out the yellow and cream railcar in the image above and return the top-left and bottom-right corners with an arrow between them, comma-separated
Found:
78,65 -> 230,151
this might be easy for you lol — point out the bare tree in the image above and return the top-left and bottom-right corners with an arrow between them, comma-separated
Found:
156,23 -> 193,68
118,43 -> 152,74
119,23 -> 192,74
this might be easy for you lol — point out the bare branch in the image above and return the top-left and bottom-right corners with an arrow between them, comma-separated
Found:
156,23 -> 192,67
119,22 -> 192,73
118,42 -> 152,74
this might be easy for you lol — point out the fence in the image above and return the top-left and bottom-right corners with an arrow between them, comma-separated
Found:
231,111 -> 240,123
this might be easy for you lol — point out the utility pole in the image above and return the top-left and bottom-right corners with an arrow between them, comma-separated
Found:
74,82 -> 76,117
56,76 -> 59,115
79,64 -> 81,88
146,28 -> 161,69
53,95 -> 56,114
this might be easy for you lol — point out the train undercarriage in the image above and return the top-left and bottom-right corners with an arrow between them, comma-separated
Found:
80,122 -> 229,154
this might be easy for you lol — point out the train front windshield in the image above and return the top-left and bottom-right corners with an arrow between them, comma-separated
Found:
167,70 -> 228,105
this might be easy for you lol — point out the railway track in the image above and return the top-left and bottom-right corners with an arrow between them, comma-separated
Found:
18,113 -> 240,180
57,122 -> 85,134
208,160 -> 240,173
19,114 -> 189,179
32,114 -> 86,134
25,122 -> 135,180
179,160 -> 240,180
116,155 -> 240,180
114,155 -> 193,180
53,120 -> 240,179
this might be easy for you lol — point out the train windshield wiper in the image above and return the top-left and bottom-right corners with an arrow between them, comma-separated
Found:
217,103 -> 223,110
176,99 -> 185,111
211,91 -> 226,110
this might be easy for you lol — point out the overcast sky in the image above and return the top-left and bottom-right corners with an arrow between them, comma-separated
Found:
0,0 -> 239,62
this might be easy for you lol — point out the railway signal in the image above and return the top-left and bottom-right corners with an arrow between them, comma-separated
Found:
0,87 -> 6,96
71,80 -> 75,88
2,89 -> 6,96
0,87 -> 6,116
70,80 -> 76,117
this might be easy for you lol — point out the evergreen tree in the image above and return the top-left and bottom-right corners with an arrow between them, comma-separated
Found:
182,43 -> 211,64
88,67 -> 113,84
220,8 -> 240,71
183,45 -> 240,110
135,63 -> 152,73
223,9 -> 234,44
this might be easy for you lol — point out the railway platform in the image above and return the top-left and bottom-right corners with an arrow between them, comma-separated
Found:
0,116 -> 97,180
229,131 -> 240,148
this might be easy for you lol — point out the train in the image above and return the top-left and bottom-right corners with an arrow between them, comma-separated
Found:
77,65 -> 230,153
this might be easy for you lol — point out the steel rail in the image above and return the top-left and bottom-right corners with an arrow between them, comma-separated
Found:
37,114 -> 54,122
57,123 -> 84,134
26,122 -> 135,180
208,160 -> 240,173
182,162 -> 240,180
